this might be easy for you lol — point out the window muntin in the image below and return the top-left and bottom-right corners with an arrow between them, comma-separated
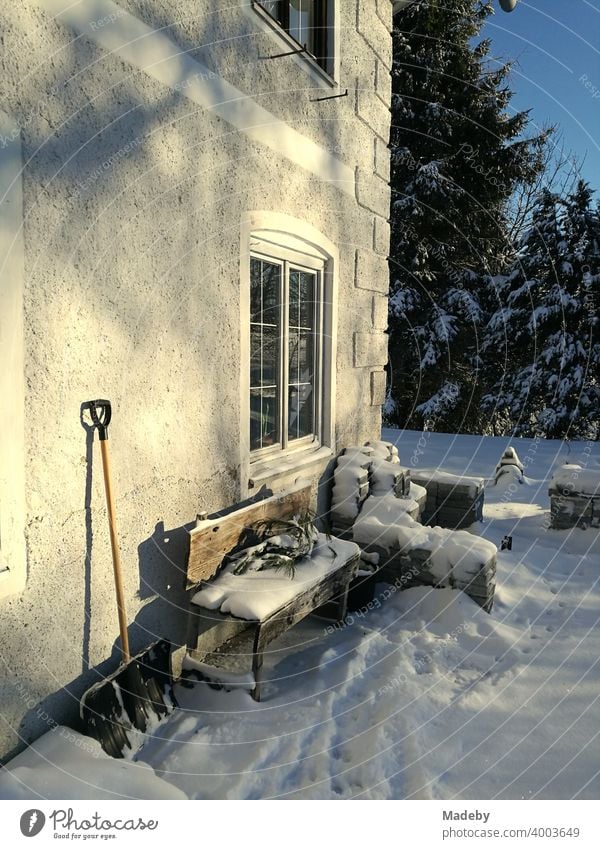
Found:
256,1 -> 329,71
250,252 -> 322,456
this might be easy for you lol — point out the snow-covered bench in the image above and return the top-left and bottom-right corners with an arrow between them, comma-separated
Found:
549,465 -> 600,530
329,443 -> 497,612
185,483 -> 360,700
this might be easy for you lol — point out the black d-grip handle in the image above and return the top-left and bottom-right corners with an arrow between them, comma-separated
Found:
84,399 -> 112,440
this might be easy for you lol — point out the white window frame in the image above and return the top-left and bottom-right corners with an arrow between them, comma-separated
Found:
249,246 -> 324,459
245,1 -> 341,88
240,213 -> 338,494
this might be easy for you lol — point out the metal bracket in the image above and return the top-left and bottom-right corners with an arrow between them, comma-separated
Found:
310,88 -> 349,103
264,45 -> 308,60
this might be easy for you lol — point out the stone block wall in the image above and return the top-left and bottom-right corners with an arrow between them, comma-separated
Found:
410,473 -> 485,529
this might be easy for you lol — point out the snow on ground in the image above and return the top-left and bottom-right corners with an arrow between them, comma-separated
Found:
1,431 -> 598,800
0,725 -> 186,800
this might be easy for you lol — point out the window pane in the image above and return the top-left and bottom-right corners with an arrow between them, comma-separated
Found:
297,384 -> 314,439
289,1 -> 316,53
288,330 -> 315,441
287,267 -> 316,442
288,384 -> 314,441
262,262 -> 281,326
299,272 -> 315,329
258,1 -> 280,19
250,258 -> 282,451
289,269 -> 315,329
262,325 -> 279,386
289,270 -> 300,330
250,259 -> 262,322
250,325 -> 262,387
288,328 -> 300,385
299,330 -> 314,383
260,388 -> 279,447
250,388 -> 280,451
250,388 -> 262,451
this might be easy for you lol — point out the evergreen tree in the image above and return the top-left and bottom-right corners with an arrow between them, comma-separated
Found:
481,189 -> 565,433
540,181 -> 600,438
482,182 -> 600,439
387,0 -> 548,433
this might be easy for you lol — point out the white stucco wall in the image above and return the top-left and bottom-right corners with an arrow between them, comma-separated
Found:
0,0 -> 392,761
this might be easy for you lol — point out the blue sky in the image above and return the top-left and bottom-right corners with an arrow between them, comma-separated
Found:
482,0 -> 600,189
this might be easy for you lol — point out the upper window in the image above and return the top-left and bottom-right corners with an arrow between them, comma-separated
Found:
250,245 -> 324,456
255,1 -> 330,73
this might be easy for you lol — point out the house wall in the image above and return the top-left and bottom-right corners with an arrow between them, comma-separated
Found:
0,0 -> 392,761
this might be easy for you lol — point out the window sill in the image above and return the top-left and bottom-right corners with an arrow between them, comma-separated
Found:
249,2 -> 338,90
249,445 -> 333,490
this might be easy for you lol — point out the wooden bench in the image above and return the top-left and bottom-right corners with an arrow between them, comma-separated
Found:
185,483 -> 360,700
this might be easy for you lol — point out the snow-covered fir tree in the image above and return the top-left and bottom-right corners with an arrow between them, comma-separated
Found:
482,182 -> 600,439
481,189 -> 566,433
387,0 -> 548,433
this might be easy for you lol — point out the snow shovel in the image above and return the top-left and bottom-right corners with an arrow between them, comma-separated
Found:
80,400 -> 176,758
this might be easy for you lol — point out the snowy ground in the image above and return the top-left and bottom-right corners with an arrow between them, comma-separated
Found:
1,430 -> 599,800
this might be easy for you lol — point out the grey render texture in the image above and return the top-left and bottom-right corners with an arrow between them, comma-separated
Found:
0,0 -> 393,762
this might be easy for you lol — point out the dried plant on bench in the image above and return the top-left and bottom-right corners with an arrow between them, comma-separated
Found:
227,510 -> 334,579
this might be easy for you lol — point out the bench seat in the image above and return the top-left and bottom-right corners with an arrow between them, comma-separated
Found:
191,534 -> 358,620
185,486 -> 360,700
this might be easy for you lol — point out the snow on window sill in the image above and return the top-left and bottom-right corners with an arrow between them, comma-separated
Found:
249,445 -> 333,490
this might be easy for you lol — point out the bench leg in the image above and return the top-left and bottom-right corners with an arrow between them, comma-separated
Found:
252,625 -> 265,702
186,605 -> 201,655
252,655 -> 263,702
336,580 -> 351,622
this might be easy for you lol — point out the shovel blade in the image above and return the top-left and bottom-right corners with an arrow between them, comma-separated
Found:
81,640 -> 176,759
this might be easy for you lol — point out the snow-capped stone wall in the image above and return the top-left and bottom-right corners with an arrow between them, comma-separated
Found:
410,470 -> 485,528
549,465 -> 600,529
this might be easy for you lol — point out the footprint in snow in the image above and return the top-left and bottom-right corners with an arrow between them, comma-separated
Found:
413,652 -> 435,674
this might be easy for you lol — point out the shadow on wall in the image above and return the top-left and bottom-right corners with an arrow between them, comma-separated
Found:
3,517 -> 192,767
80,404 -> 192,666
0,417 -> 194,768
133,519 -> 191,650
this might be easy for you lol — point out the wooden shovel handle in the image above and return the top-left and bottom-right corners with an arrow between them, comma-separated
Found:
100,439 -> 130,663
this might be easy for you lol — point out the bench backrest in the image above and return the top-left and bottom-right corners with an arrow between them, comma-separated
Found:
186,483 -> 312,589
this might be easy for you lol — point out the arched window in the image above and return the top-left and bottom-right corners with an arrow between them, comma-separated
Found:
241,213 -> 338,488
